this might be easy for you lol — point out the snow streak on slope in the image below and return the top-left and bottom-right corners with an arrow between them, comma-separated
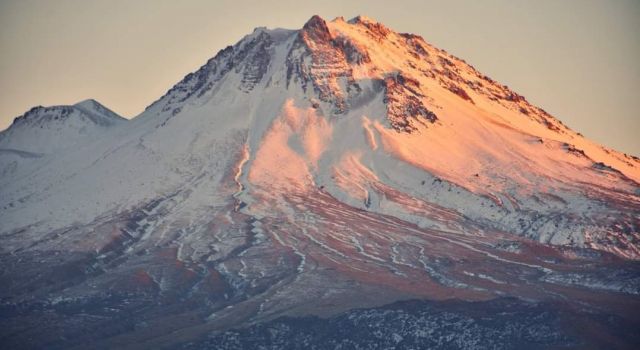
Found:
1,15 -> 639,349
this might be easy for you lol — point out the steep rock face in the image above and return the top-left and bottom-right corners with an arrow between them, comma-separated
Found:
1,15 -> 639,349
383,72 -> 438,132
145,28 -> 293,120
284,15 -> 390,116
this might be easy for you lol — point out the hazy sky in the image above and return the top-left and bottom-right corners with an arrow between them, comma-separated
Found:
1,0 -> 638,155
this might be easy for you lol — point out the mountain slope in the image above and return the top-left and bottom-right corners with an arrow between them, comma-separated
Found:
1,15 -> 639,349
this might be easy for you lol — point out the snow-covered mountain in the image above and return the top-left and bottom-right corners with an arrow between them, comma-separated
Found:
0,99 -> 125,180
1,15 -> 639,349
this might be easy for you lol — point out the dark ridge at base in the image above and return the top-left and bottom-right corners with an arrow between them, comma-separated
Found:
183,298 -> 639,350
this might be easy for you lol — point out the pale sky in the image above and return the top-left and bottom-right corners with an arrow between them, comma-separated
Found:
1,0 -> 638,155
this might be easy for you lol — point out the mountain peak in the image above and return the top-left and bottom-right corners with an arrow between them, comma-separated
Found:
73,98 -> 101,109
9,99 -> 123,127
0,100 -> 125,158
348,15 -> 375,24
301,15 -> 332,42
347,15 -> 391,38
72,98 -> 124,123
303,14 -> 327,28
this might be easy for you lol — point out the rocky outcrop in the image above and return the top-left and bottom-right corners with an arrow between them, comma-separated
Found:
384,72 -> 437,132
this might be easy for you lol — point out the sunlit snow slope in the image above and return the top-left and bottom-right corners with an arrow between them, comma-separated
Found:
1,15 -> 639,349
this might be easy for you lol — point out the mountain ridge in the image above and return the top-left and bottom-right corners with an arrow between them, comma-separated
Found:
0,98 -> 125,180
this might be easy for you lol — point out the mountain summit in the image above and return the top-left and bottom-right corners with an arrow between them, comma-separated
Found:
1,15 -> 639,349
0,99 -> 124,180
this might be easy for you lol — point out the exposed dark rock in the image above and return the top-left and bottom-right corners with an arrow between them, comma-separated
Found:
400,33 -> 430,59
384,72 -> 438,132
286,15 -> 356,114
505,92 -> 525,103
593,161 -> 623,175
447,84 -> 475,104
333,36 -> 371,65
349,16 -> 391,41
236,31 -> 273,92
564,143 -> 588,158
301,15 -> 332,43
